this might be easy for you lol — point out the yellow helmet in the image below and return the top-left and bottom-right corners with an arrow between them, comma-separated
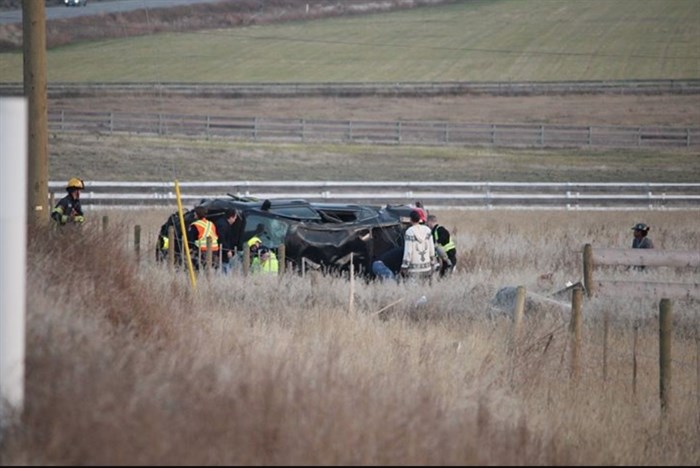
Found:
247,236 -> 262,247
66,178 -> 85,190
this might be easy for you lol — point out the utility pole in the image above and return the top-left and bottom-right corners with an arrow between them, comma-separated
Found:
23,0 -> 49,227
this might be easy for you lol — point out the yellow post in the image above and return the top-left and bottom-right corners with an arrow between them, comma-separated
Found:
175,180 -> 197,290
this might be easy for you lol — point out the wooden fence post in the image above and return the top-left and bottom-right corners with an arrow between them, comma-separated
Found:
102,215 -> 108,232
569,285 -> 583,381
243,243 -> 250,277
659,298 -> 672,416
167,225 -> 175,270
696,323 -> 700,429
513,286 -> 526,343
583,244 -> 594,297
603,309 -> 610,385
632,322 -> 639,396
349,253 -> 355,314
134,225 -> 141,263
278,243 -> 286,276
510,285 -> 526,384
205,236 -> 213,276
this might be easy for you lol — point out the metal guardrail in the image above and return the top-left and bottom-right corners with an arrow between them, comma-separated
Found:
46,109 -> 700,149
48,181 -> 700,210
2,80 -> 700,97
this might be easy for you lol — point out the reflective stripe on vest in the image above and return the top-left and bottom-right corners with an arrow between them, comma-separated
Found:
192,219 -> 220,251
433,225 -> 456,253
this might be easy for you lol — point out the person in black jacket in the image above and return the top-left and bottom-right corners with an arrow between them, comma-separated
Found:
215,209 -> 242,274
427,214 -> 457,277
631,223 -> 654,249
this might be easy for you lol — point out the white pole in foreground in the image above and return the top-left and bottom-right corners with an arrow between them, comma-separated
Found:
0,98 -> 28,415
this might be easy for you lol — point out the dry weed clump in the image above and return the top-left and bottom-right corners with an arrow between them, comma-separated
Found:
1,209 -> 698,465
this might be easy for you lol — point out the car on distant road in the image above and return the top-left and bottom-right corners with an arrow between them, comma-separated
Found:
64,0 -> 87,6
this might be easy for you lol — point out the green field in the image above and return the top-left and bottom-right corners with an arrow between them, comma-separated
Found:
1,0 -> 699,82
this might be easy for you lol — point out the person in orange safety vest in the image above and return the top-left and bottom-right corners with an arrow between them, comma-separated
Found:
187,206 -> 220,269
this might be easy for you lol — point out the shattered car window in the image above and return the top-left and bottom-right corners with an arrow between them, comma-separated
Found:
244,214 -> 290,247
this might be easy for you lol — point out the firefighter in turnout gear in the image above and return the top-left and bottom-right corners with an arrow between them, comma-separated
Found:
427,214 -> 457,277
51,178 -> 86,226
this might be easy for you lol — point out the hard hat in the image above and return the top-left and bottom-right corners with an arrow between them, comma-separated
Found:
66,178 -> 85,190
632,223 -> 649,231
247,236 -> 262,247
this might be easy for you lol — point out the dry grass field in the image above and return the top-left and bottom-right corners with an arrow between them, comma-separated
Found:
1,0 -> 699,464
1,208 -> 698,465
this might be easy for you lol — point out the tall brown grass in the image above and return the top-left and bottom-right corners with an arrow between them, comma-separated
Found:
1,209 -> 698,465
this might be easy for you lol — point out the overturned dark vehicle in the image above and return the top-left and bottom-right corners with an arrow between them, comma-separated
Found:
156,195 -> 415,277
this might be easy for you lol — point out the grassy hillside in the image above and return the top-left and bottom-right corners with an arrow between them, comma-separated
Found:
1,0 -> 698,82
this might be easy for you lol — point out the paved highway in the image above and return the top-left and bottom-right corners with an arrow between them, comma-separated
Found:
0,0 -> 223,25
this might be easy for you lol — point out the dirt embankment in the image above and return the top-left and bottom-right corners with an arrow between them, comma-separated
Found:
0,0 -> 457,50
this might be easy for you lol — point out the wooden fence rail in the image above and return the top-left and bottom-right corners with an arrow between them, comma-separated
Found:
47,109 -> 700,150
582,244 -> 700,299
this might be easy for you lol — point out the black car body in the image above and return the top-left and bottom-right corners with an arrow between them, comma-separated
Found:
156,196 -> 415,277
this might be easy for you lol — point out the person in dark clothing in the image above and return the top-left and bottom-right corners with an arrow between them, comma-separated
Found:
372,245 -> 404,281
632,223 -> 654,249
215,209 -> 242,274
631,222 -> 654,271
427,214 -> 457,277
414,201 -> 427,224
51,178 -> 85,226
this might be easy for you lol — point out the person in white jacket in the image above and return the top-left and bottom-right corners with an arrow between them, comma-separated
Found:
400,209 -> 436,282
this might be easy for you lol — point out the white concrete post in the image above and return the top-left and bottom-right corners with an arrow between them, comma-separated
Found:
0,98 -> 28,415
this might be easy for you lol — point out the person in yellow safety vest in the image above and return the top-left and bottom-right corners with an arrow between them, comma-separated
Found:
187,206 -> 220,267
251,246 -> 279,274
426,214 -> 456,277
246,236 -> 265,269
51,177 -> 86,226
